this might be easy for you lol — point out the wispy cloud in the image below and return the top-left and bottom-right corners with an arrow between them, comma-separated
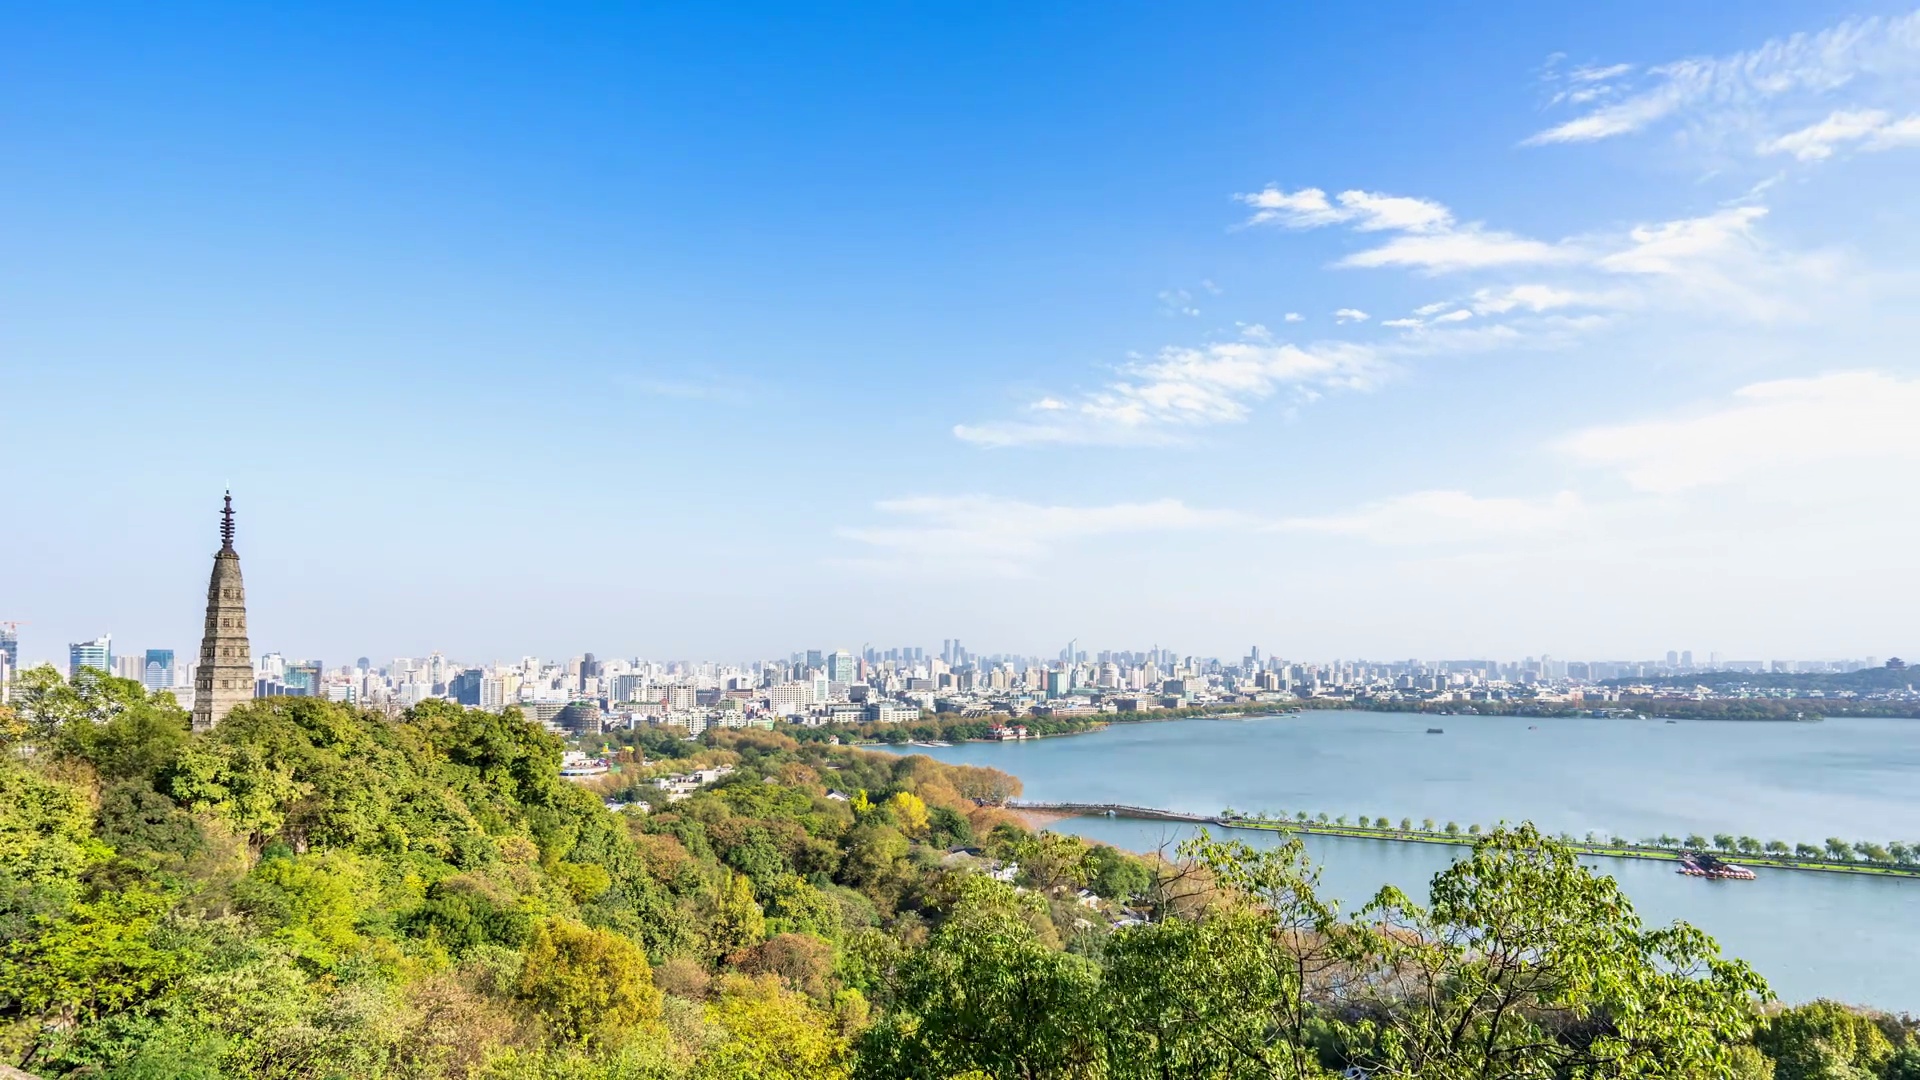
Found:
1525,9 -> 1920,147
837,495 -> 1245,576
1762,108 -> 1920,160
953,329 -> 1386,447
1333,308 -> 1369,324
1273,489 -> 1587,545
1158,288 -> 1202,317
1559,371 -> 1920,493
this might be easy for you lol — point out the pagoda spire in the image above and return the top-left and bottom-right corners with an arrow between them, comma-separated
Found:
193,491 -> 253,730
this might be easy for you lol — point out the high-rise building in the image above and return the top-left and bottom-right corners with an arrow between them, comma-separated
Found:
193,493 -> 254,730
143,649 -> 176,691
828,650 -> 855,685
449,668 -> 483,706
69,635 -> 112,678
0,625 -> 17,674
285,660 -> 322,696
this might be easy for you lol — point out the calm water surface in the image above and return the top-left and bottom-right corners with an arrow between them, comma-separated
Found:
881,712 -> 1920,1009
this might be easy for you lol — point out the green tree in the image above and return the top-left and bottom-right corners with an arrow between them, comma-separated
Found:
516,916 -> 662,1046
1736,836 -> 1762,855
1400,817 -> 1413,832
1756,999 -> 1895,1080
1765,840 -> 1790,855
1087,843 -> 1151,902
1796,842 -> 1823,859
1350,824 -> 1768,1078
856,876 -> 1103,1080
1103,832 -> 1345,1080
1826,837 -> 1853,861
1421,818 -> 1435,832
233,850 -> 370,968
1856,842 -> 1892,864
1713,832 -> 1737,851
0,886 -> 185,1028
1444,821 -> 1460,835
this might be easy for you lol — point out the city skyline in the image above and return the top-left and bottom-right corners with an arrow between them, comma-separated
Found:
5,3 -> 1919,660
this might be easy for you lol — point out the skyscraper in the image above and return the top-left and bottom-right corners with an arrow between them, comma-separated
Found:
69,635 -> 111,678
828,650 -> 855,684
0,625 -> 17,676
143,648 -> 175,691
193,493 -> 254,731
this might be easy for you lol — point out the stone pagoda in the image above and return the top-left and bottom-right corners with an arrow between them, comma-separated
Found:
192,492 -> 254,730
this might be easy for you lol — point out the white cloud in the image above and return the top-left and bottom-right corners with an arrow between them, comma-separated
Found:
1468,284 -> 1608,314
1763,108 -> 1894,159
1334,308 -> 1370,323
1762,108 -> 1920,159
1877,114 -> 1920,147
1559,371 -> 1920,493
1283,312 -> 1304,322
953,333 -> 1386,447
1237,187 -> 1452,233
1570,62 -> 1633,83
1239,185 -> 1578,272
1339,229 -> 1575,272
1412,300 -> 1452,316
1526,10 -> 1920,146
1381,317 -> 1422,329
1432,309 -> 1473,323
1274,489 -> 1587,545
1597,206 -> 1769,275
838,495 -> 1243,576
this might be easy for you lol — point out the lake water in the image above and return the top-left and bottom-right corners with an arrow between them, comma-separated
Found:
879,712 -> 1920,1010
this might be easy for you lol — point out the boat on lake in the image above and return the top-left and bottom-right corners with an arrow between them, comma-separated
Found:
1677,853 -> 1756,880
1425,727 -> 1444,734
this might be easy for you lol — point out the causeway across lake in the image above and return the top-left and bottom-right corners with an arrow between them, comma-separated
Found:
881,711 -> 1920,1010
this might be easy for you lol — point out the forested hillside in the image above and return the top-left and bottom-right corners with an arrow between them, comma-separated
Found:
3,669 -> 1916,1079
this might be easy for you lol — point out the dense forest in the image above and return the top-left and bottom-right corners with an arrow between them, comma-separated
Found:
4,668 -> 1919,1079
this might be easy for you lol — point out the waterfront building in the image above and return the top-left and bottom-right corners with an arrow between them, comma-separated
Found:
69,634 -> 111,678
192,493 -> 254,730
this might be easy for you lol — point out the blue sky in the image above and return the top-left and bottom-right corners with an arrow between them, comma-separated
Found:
6,2 -> 1919,665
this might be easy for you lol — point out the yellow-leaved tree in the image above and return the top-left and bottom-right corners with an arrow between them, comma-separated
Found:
695,972 -> 851,1080
883,792 -> 929,838
515,916 -> 661,1046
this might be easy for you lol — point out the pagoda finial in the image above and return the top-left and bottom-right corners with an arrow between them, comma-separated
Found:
220,491 -> 236,552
